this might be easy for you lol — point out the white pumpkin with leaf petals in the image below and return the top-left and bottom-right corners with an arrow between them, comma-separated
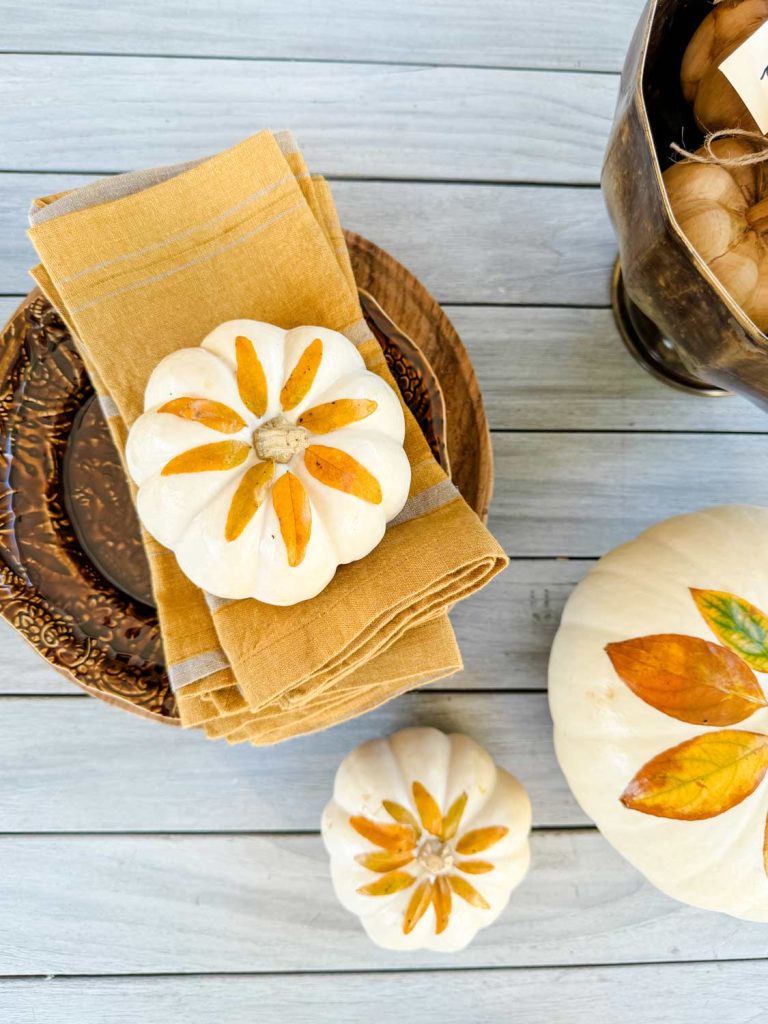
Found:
321,727 -> 532,951
550,505 -> 768,921
126,321 -> 410,606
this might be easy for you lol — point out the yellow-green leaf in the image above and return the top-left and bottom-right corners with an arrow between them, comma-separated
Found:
382,800 -> 422,838
355,849 -> 415,874
440,792 -> 468,841
606,634 -> 766,726
692,589 -> 768,672
621,730 -> 768,820
357,871 -> 415,897
349,816 -> 417,852
412,782 -> 443,837
432,876 -> 452,934
402,879 -> 433,935
455,826 -> 508,855
448,874 -> 490,910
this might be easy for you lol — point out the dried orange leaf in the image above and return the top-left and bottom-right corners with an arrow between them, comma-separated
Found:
692,589 -> 768,673
158,397 -> 246,434
440,792 -> 468,841
456,860 -> 495,875
448,874 -> 490,910
298,398 -> 377,434
764,813 -> 768,879
432,875 -> 452,934
355,849 -> 415,874
606,634 -> 766,726
281,337 -> 323,411
455,826 -> 508,855
412,782 -> 443,837
403,879 -> 433,935
272,471 -> 311,567
224,461 -> 275,542
357,871 -> 415,897
349,816 -> 418,852
621,730 -> 768,820
383,800 -> 422,838
161,440 -> 250,476
235,335 -> 268,417
304,445 -> 383,504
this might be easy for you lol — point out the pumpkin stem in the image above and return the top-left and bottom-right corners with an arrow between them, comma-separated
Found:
253,415 -> 310,464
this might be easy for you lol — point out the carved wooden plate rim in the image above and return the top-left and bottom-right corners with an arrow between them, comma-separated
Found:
0,235 -> 493,724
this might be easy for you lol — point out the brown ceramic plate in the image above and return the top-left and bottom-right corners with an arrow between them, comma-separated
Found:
0,236 -> 492,723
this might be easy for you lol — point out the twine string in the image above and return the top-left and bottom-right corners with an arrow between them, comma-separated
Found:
671,129 -> 768,166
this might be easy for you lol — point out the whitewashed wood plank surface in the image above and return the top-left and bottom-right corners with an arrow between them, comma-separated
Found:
1,0 -> 645,73
490,433 -> 768,556
0,964 -> 763,1024
0,174 -> 614,305
0,693 -> 584,830
4,55 -> 615,183
448,306 -> 768,432
0,560 -> 589,696
3,299 -> 767,434
1,830 -> 767,974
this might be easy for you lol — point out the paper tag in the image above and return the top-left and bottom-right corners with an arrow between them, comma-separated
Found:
720,21 -> 768,134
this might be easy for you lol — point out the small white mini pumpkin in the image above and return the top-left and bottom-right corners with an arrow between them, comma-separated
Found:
321,727 -> 531,952
549,505 -> 768,921
126,321 -> 410,606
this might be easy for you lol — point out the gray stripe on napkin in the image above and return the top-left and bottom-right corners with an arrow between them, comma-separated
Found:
168,649 -> 231,691
97,393 -> 120,419
389,478 -> 460,528
205,592 -> 235,613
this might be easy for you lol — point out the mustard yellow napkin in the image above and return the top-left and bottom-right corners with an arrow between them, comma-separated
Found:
27,130 -> 507,744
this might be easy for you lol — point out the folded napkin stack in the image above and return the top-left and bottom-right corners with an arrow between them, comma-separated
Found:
27,131 -> 507,744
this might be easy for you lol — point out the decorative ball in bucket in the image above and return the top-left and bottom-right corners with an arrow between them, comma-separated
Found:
603,0 -> 768,403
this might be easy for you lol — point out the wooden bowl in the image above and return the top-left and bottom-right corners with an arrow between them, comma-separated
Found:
603,0 -> 768,405
0,235 -> 492,723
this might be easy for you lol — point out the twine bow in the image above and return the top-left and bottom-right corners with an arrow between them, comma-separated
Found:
671,129 -> 768,166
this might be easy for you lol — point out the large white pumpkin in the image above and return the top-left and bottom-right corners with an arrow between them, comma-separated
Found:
321,727 -> 531,952
549,505 -> 768,921
126,321 -> 410,606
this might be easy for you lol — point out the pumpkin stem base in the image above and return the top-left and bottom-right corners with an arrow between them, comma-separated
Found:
253,415 -> 310,464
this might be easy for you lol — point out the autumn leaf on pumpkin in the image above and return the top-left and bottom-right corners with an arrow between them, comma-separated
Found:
691,589 -> 768,673
272,471 -> 311,567
621,730 -> 768,820
281,338 -> 323,411
606,634 -> 767,726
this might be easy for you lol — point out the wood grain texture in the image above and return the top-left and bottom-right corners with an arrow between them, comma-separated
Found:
0,964 -> 764,1024
447,306 -> 768,432
1,175 -> 615,304
3,55 -> 615,182
1,297 -> 766,432
0,0 -> 645,72
1,830 -> 768,975
0,693 -> 584,830
0,561 -> 589,696
490,433 -> 768,556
